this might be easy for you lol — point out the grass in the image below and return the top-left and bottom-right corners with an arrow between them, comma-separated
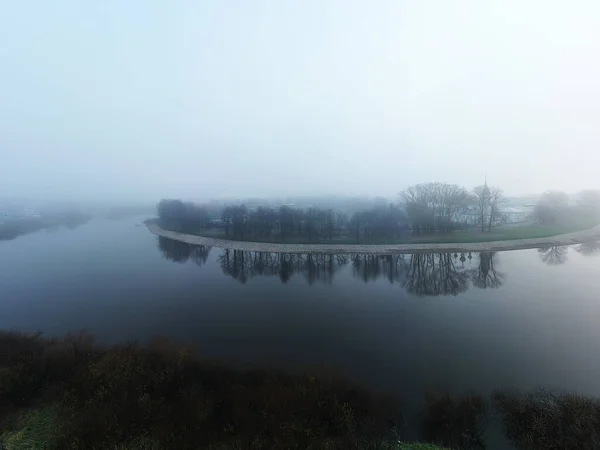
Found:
152,218 -> 599,246
0,404 -> 64,450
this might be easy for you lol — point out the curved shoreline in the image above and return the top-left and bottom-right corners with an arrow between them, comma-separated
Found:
146,222 -> 600,255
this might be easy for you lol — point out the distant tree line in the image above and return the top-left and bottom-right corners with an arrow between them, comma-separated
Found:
156,185 -> 600,241
533,189 -> 600,226
157,199 -> 211,232
0,210 -> 90,241
158,199 -> 412,242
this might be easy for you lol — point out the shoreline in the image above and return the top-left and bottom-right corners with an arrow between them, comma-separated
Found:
146,222 -> 600,254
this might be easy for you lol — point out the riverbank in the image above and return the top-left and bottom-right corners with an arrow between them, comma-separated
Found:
0,213 -> 90,241
1,331 -> 598,449
146,221 -> 600,254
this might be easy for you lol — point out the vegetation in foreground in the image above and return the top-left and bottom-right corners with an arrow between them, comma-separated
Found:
0,331 -> 404,450
155,185 -> 600,245
1,332 -> 599,449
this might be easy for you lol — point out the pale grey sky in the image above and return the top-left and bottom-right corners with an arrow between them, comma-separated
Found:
1,0 -> 599,202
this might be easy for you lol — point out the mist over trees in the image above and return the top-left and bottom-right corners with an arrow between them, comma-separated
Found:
403,182 -> 472,233
157,199 -> 210,232
156,185 -> 600,243
533,191 -> 570,226
532,189 -> 600,227
158,198 -> 409,242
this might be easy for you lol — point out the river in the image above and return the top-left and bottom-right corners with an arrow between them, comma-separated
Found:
1,215 -> 600,447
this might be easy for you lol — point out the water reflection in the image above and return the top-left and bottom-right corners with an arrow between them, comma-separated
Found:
218,250 -> 349,284
157,236 -> 212,265
470,252 -> 504,289
352,254 -> 408,284
156,238 -> 600,294
575,240 -> 600,256
190,244 -> 212,268
537,246 -> 568,265
406,253 -> 472,296
157,238 -> 514,296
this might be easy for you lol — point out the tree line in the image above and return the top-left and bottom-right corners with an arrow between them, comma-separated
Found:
533,189 -> 600,226
158,199 -> 411,241
157,185 -> 600,241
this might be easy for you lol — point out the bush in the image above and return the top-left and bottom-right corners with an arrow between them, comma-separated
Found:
0,332 -> 403,450
420,390 -> 488,449
493,389 -> 600,449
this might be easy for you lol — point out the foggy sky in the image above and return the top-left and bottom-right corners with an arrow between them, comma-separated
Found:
2,0 -> 599,202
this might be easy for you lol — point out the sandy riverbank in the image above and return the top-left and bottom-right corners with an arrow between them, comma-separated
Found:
146,222 -> 600,255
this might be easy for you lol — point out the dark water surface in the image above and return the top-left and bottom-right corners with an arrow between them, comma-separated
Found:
2,216 -> 600,446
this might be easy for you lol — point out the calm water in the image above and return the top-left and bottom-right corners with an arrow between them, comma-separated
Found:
2,216 -> 600,445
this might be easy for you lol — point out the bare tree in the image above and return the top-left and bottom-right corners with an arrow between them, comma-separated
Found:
488,187 -> 504,232
403,182 -> 470,234
473,185 -> 490,232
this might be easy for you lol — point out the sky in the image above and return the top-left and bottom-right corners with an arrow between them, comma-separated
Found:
1,0 -> 599,202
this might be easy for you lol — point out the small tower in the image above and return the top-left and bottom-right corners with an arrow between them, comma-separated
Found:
482,175 -> 490,200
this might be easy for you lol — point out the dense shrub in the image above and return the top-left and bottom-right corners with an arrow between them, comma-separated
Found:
493,389 -> 600,450
420,391 -> 488,449
0,332 -> 402,450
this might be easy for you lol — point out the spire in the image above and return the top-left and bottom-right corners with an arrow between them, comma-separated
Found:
483,174 -> 490,197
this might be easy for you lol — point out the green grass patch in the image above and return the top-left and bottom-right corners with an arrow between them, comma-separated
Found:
0,404 -> 64,450
155,217 -> 599,245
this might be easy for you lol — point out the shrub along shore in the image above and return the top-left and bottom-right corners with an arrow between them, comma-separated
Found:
1,331 -> 599,449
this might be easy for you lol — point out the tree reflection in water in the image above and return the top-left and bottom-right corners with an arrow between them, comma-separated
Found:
575,240 -> 600,256
156,239 -> 566,296
218,250 -> 349,284
157,236 -> 191,263
403,253 -> 470,296
537,246 -> 568,265
352,254 -> 409,284
470,252 -> 504,289
157,237 -> 211,266
190,244 -> 212,267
